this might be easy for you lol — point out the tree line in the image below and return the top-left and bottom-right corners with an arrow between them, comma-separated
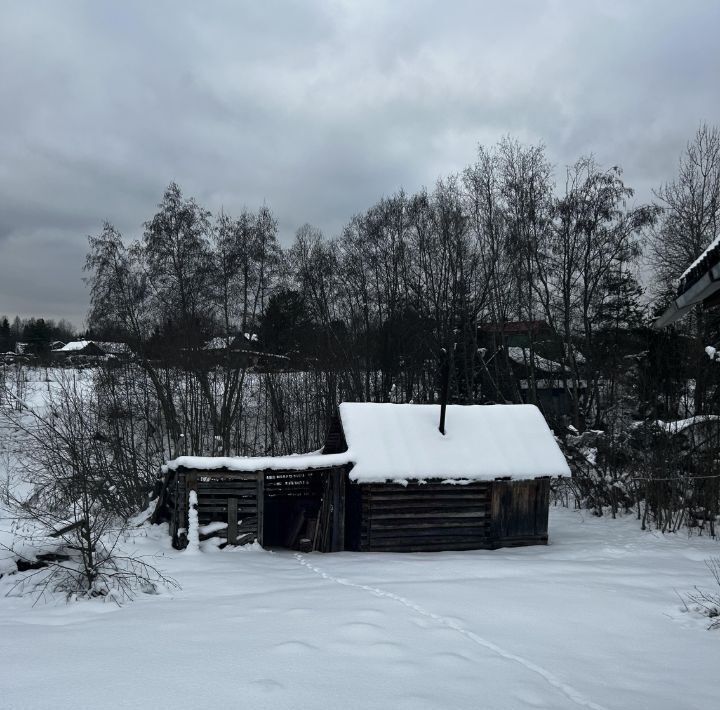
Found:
0,316 -> 76,355
83,128 -> 720,441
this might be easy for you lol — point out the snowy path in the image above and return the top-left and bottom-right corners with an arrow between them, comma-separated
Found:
0,509 -> 719,709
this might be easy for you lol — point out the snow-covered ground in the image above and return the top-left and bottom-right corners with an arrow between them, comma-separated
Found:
0,508 -> 718,710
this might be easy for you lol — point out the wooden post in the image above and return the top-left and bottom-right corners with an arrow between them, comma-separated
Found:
330,468 -> 345,552
256,471 -> 265,547
227,497 -> 238,545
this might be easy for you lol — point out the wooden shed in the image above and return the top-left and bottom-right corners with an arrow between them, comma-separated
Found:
154,403 -> 570,553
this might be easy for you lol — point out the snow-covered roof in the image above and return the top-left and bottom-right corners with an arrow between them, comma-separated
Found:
680,235 -> 720,282
656,415 -> 720,435
204,336 -> 233,350
339,403 -> 569,483
57,340 -> 93,352
507,347 -> 569,373
166,403 -> 570,483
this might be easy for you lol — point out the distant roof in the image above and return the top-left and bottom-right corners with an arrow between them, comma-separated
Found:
167,402 -> 570,483
478,320 -> 550,335
680,235 -> 720,285
204,334 -> 259,350
338,403 -> 570,483
507,347 -> 569,373
655,415 -> 720,435
58,340 -> 93,352
204,336 -> 233,350
55,340 -> 130,354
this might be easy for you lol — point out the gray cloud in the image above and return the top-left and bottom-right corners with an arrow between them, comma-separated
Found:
1,0 -> 719,325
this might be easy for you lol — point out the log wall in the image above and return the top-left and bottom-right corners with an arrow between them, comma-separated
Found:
164,468 -> 552,552
351,478 -> 550,552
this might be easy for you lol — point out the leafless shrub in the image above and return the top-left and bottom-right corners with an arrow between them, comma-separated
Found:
685,558 -> 720,630
0,371 -> 177,602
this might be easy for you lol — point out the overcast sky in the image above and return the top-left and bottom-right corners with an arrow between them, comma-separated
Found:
1,0 -> 719,327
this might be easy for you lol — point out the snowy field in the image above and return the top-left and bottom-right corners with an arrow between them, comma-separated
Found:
0,508 -> 718,710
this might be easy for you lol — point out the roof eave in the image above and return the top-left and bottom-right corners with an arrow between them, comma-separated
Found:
654,262 -> 720,328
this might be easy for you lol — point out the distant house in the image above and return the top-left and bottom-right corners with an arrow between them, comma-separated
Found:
51,340 -> 132,361
203,336 -> 235,352
204,333 -> 259,351
93,341 -> 132,357
52,341 -> 106,358
505,347 -> 587,415
14,342 -> 29,355
155,402 -> 569,553
200,334 -> 288,371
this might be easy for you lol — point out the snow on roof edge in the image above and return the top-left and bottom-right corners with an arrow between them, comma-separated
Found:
166,451 -> 352,473
680,234 -> 720,281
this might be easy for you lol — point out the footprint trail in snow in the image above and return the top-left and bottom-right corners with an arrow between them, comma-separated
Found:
294,553 -> 609,710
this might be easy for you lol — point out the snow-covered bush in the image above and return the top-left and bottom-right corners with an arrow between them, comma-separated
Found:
685,558 -> 720,630
3,518 -> 177,602
559,427 -> 638,518
558,417 -> 720,535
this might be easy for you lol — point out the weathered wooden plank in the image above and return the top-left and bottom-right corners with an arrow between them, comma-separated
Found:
368,514 -> 490,524
198,515 -> 256,528
370,519 -> 490,531
360,478 -> 493,491
493,536 -> 548,548
366,494 -> 489,504
368,510 -> 489,521
369,527 -> 490,540
364,503 -> 489,514
366,491 -> 490,500
196,488 -> 255,496
367,487 -> 491,496
330,468 -> 345,552
196,500 -> 256,508
367,535 -> 492,546
367,485 -> 490,493
197,495 -> 257,504
198,499 -> 257,515
181,470 -> 258,482
50,519 -> 88,538
226,498 -> 238,545
256,471 -> 265,547
196,483 -> 258,492
363,540 -> 495,552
